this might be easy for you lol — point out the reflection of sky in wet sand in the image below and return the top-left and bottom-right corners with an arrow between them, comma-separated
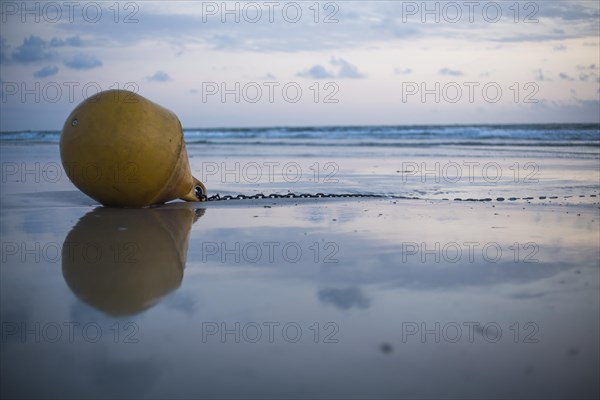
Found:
2,195 -> 598,398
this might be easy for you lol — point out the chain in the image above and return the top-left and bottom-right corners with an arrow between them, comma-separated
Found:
200,192 -> 409,201
198,192 -> 597,202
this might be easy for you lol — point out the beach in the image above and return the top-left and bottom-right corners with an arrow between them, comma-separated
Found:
1,128 -> 599,399
2,0 -> 599,397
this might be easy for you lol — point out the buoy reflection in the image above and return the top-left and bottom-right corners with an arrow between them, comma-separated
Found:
62,206 -> 204,316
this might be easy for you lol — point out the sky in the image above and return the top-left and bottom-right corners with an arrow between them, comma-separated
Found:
0,0 -> 599,130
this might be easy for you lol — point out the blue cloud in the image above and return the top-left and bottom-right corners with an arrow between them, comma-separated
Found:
298,58 -> 366,79
297,64 -> 336,79
12,35 -> 51,63
0,38 -> 9,63
147,71 -> 171,82
394,67 -> 413,75
331,58 -> 367,79
33,66 -> 59,78
538,2 -> 600,21
211,35 -> 239,50
64,54 -> 102,70
559,72 -> 575,81
26,1 -> 597,56
49,36 -> 83,47
318,287 -> 370,310
534,69 -> 545,81
439,67 -> 463,77
576,64 -> 597,71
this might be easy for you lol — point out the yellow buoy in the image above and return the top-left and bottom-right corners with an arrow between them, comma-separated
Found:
60,89 -> 206,207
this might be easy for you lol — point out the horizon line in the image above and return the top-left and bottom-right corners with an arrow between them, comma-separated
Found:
2,121 -> 600,134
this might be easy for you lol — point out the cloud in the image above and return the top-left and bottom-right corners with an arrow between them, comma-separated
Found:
49,36 -> 83,47
31,1 -> 598,55
33,66 -> 59,78
553,44 -> 568,51
3,35 -> 82,66
534,69 -> 546,81
298,58 -> 366,79
210,34 -> 239,50
318,287 -> 371,310
394,67 -> 412,75
331,57 -> 367,78
439,67 -> 463,76
559,72 -> 575,81
575,65 -> 599,81
22,0 -> 596,58
538,2 -> 600,21
2,1 -> 599,130
64,54 -> 102,69
297,64 -> 336,79
576,64 -> 597,70
147,71 -> 171,82
11,35 -> 52,63
0,38 -> 9,63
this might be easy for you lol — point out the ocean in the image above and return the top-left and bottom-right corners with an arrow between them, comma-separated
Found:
2,123 -> 599,149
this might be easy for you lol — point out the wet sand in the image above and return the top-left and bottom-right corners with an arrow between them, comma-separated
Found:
1,143 -> 599,399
